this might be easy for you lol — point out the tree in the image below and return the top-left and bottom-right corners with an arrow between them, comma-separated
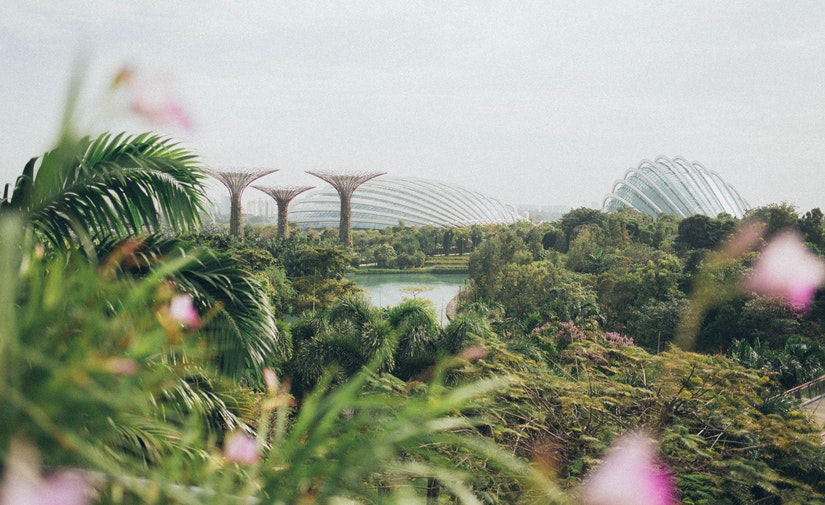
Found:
559,207 -> 606,246
541,226 -> 566,252
374,243 -> 398,268
801,208 -> 825,252
565,224 -> 607,273
442,228 -> 455,256
674,214 -> 736,253
745,202 -> 800,237
96,236 -> 282,378
387,299 -> 441,380
468,229 -> 531,301
626,298 -> 688,353
454,228 -> 471,255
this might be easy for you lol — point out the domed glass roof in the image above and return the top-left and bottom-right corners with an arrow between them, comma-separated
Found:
602,156 -> 749,218
289,175 -> 520,229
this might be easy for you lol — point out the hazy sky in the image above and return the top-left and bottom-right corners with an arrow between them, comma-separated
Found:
2,1 -> 824,211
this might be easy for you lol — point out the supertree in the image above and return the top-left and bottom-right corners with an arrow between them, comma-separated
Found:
252,185 -> 314,239
206,167 -> 278,238
306,170 -> 385,246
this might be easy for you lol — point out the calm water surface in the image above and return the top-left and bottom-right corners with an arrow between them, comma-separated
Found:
349,272 -> 468,325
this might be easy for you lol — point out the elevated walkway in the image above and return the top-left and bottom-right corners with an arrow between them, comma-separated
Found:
782,375 -> 825,433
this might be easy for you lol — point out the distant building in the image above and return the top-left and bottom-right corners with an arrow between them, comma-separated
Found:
289,175 -> 520,230
602,156 -> 749,218
517,204 -> 571,222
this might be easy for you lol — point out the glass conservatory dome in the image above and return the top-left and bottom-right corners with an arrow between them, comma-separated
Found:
289,175 -> 520,229
602,156 -> 749,218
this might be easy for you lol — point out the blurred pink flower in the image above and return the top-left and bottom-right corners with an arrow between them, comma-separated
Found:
744,231 -> 825,313
0,438 -> 92,505
130,101 -> 192,130
580,432 -> 677,505
169,294 -> 200,328
223,432 -> 259,464
110,65 -> 193,130
104,357 -> 139,376
263,368 -> 279,393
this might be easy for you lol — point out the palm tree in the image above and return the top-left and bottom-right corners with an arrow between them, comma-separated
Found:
2,132 -> 208,251
386,299 -> 441,380
95,235 -> 282,379
2,129 -> 280,379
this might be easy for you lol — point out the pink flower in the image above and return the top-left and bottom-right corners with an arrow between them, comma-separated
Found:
263,368 -> 279,394
103,357 -> 139,376
110,65 -> 193,130
744,231 -> 825,313
169,294 -> 201,329
580,432 -> 677,505
130,101 -> 192,130
0,438 -> 92,505
223,432 -> 259,464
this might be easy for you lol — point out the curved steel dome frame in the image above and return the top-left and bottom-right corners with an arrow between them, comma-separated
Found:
602,156 -> 749,218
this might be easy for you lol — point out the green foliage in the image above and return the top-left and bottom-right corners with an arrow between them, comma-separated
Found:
95,235 -> 282,379
0,217 -> 241,472
387,299 -> 442,380
468,229 -> 532,300
558,207 -> 607,247
374,242 -> 398,268
745,202 -> 801,237
461,330 -> 825,503
801,207 -> 825,252
673,213 -> 737,254
254,364 -> 568,505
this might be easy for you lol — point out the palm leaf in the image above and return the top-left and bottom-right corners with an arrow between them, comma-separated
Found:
96,235 -> 281,379
8,132 -> 208,248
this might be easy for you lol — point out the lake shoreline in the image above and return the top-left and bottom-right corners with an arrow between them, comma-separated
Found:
349,271 -> 468,326
354,266 -> 468,275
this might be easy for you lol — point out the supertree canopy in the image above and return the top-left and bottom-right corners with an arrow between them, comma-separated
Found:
207,167 -> 278,238
306,170 -> 385,246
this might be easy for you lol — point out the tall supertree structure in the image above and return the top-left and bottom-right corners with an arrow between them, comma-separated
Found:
252,184 -> 314,239
207,167 -> 279,238
306,170 -> 385,246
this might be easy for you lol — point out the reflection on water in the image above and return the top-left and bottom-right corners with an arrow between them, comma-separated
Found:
349,272 -> 468,326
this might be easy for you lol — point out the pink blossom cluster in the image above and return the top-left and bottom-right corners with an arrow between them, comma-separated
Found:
555,320 -> 587,344
603,331 -> 634,348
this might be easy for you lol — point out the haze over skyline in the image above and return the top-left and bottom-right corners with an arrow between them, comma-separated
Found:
2,1 -> 824,213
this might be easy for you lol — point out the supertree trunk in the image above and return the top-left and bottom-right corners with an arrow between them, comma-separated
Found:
339,193 -> 353,246
277,201 -> 290,238
229,193 -> 243,238
252,185 -> 315,239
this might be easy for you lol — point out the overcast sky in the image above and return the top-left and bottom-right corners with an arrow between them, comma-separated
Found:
2,1 -> 824,212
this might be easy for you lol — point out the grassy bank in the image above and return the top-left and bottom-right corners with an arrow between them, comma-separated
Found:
356,254 -> 469,274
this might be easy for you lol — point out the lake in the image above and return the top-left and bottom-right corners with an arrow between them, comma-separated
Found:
349,272 -> 468,325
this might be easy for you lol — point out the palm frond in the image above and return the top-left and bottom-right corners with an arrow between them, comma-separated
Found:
96,235 -> 281,379
387,299 -> 441,379
11,132 -> 208,248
